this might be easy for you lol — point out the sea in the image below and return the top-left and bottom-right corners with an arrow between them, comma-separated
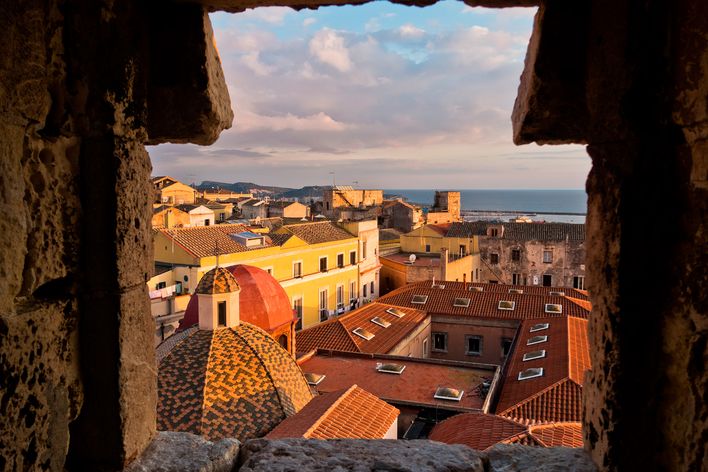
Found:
384,189 -> 587,224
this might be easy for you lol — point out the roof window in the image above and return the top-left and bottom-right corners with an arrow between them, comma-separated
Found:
545,303 -> 563,314
549,291 -> 565,296
433,387 -> 464,402
453,298 -> 471,308
411,295 -> 429,305
530,323 -> 550,332
469,286 -> 483,292
304,372 -> 326,386
518,367 -> 544,381
371,317 -> 391,328
527,335 -> 548,345
498,300 -> 516,311
386,307 -> 406,318
376,363 -> 406,375
352,327 -> 375,341
509,289 -> 524,294
523,350 -> 546,361
432,283 -> 445,289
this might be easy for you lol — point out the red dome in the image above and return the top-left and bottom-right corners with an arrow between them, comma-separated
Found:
180,265 -> 294,333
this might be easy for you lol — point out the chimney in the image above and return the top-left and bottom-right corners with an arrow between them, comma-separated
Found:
441,247 -> 449,282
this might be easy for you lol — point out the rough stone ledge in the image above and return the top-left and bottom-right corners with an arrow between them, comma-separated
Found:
125,436 -> 597,472
124,431 -> 240,472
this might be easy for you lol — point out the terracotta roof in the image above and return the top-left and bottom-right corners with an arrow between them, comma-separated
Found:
266,385 -> 399,440
195,267 -> 240,294
269,201 -> 299,209
446,222 -> 585,241
296,303 -> 428,354
429,414 -> 583,450
528,422 -> 584,447
429,413 -> 527,451
157,323 -> 313,442
377,282 -> 591,321
428,224 -> 451,235
565,296 -> 593,312
181,265 -> 295,333
494,317 -> 590,423
280,221 -> 356,245
159,224 -> 280,258
299,352 -> 493,411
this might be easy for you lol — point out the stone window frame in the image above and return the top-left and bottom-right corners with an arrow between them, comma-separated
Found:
465,335 -> 483,356
431,332 -> 448,352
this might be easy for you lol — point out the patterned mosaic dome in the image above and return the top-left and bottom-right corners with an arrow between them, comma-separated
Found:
195,266 -> 240,294
182,265 -> 294,333
156,323 -> 313,442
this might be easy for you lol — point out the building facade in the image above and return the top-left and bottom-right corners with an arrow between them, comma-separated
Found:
152,176 -> 198,205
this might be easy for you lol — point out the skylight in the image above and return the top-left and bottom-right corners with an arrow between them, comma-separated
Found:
518,367 -> 544,381
545,303 -> 563,314
434,387 -> 464,402
411,295 -> 429,305
352,327 -> 375,340
453,297 -> 470,308
376,363 -> 406,375
432,283 -> 445,289
530,322 -> 550,332
527,335 -> 548,345
523,350 -> 546,361
509,289 -> 524,294
371,317 -> 391,328
386,307 -> 406,318
549,291 -> 565,296
498,300 -> 516,310
469,286 -> 483,292
304,372 -> 326,386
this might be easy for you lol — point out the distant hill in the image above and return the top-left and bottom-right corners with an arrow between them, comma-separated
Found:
197,181 -> 330,199
198,181 -> 292,195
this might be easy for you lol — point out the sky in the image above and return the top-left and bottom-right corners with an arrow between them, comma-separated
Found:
148,1 -> 590,189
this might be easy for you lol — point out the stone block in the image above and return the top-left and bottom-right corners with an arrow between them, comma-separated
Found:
239,438 -> 484,472
125,431 -> 239,472
145,3 -> 233,146
486,444 -> 596,472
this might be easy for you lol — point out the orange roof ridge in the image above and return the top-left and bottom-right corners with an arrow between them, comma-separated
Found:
302,384 -> 359,438
563,296 -> 592,312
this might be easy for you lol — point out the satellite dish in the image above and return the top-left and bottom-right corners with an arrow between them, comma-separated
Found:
409,254 -> 417,263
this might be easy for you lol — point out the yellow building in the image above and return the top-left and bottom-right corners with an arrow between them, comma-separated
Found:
152,176 -> 198,205
152,221 -> 361,330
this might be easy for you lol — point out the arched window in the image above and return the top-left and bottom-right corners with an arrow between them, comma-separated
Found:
278,334 -> 288,350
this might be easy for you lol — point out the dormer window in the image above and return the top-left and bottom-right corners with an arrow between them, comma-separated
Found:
545,303 -> 563,314
386,307 -> 406,318
371,317 -> 391,328
518,368 -> 544,380
453,298 -> 470,308
498,300 -> 516,311
352,327 -> 375,340
530,323 -> 550,332
523,350 -> 546,361
527,335 -> 548,345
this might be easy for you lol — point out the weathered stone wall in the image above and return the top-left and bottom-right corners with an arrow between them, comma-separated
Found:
478,237 -> 586,288
513,1 -> 707,470
1,1 -> 232,470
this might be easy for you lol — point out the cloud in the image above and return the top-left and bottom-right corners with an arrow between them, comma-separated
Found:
238,7 -> 292,25
309,29 -> 353,72
398,24 -> 425,38
303,17 -> 316,27
149,6 -> 590,189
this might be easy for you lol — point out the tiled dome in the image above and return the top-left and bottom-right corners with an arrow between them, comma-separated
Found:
182,265 -> 294,333
157,323 -> 313,442
194,266 -> 240,294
